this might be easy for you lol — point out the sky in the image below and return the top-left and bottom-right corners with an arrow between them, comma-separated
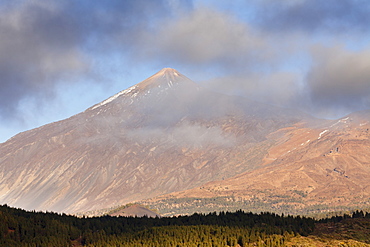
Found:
1,0 -> 370,143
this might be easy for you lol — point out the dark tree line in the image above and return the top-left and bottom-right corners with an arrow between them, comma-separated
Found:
318,209 -> 370,223
0,204 -> 316,246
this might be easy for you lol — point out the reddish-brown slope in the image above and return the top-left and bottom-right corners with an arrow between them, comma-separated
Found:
145,113 -> 370,213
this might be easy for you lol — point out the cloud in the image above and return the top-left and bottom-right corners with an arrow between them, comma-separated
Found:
306,45 -> 370,117
139,8 -> 269,72
201,71 -> 305,109
0,1 -> 87,120
133,6 -> 309,110
130,4 -> 370,119
151,2 -> 370,119
126,122 -> 236,148
256,0 -> 370,33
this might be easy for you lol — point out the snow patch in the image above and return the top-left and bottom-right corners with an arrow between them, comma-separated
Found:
284,147 -> 297,155
91,86 -> 137,110
330,117 -> 351,128
330,121 -> 340,128
318,130 -> 328,139
301,140 -> 310,146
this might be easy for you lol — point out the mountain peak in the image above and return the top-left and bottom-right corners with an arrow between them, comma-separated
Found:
90,68 -> 198,110
135,68 -> 197,91
138,68 -> 183,86
158,67 -> 179,75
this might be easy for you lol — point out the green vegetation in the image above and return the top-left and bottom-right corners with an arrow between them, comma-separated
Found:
1,204 -> 370,246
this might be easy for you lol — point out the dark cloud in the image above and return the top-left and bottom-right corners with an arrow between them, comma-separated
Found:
306,45 -> 370,117
256,0 -> 370,32
0,0 -> 192,122
0,1 -> 86,120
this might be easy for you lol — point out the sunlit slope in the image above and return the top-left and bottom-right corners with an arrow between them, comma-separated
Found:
0,68 -> 308,213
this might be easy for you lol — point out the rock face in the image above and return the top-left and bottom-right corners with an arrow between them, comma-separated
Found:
0,68 -> 309,213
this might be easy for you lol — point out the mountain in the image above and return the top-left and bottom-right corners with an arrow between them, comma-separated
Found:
0,68 -> 310,214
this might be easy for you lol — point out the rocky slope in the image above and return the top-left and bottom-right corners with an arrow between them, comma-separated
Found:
0,68 -> 309,213
141,111 -> 370,215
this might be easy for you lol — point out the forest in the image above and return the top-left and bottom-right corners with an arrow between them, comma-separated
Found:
1,204 -> 370,246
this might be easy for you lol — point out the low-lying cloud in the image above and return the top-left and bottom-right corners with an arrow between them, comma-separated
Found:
126,122 -> 236,148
